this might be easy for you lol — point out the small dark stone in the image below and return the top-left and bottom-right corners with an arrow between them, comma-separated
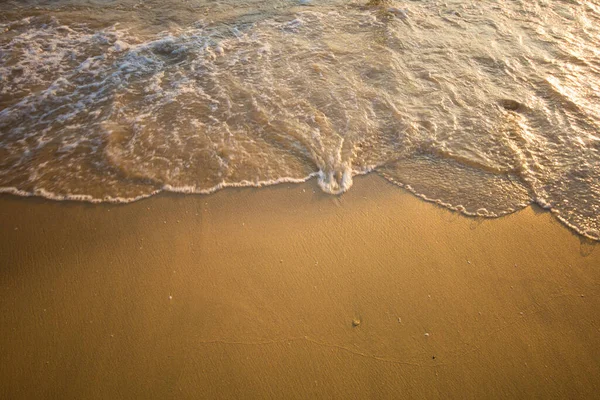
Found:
500,99 -> 522,111
432,356 -> 436,360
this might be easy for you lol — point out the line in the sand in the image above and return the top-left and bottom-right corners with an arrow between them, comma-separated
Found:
195,336 -> 427,367
192,291 -> 594,369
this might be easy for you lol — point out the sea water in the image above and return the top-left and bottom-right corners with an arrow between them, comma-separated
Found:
0,0 -> 598,239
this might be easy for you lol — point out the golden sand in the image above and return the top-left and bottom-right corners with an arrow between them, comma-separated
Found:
1,175 -> 599,399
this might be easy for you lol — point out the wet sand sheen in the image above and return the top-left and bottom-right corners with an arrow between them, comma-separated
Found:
0,174 -> 599,399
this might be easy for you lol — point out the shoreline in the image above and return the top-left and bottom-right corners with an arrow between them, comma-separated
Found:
1,169 -> 597,242
1,174 -> 599,399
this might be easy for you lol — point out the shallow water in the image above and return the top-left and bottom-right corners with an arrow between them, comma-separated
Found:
0,0 -> 599,239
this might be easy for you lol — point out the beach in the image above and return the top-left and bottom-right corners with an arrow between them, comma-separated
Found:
2,0 -> 600,397
1,174 -> 599,399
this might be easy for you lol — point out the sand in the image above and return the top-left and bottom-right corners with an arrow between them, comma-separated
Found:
1,174 -> 599,399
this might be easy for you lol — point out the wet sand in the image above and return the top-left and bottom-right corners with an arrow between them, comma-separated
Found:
1,174 -> 599,399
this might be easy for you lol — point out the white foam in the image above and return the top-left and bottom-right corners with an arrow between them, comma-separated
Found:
0,173 -> 321,204
317,166 -> 353,195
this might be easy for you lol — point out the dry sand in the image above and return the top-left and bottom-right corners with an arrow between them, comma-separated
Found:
1,174 -> 599,399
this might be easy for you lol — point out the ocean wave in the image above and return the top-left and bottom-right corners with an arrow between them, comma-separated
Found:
0,1 -> 599,240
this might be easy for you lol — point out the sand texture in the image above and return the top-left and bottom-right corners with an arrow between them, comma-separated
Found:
1,175 -> 599,399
